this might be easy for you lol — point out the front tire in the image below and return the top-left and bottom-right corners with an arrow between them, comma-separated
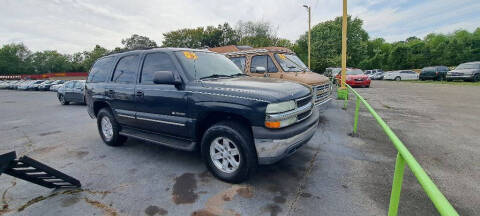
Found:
97,108 -> 127,146
59,94 -> 69,105
394,76 -> 401,81
473,74 -> 480,82
201,121 -> 257,183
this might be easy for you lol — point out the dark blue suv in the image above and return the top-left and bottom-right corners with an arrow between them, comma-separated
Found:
85,48 -> 319,182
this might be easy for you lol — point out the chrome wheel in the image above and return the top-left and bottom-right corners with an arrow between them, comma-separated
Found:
209,137 -> 240,173
101,116 -> 113,141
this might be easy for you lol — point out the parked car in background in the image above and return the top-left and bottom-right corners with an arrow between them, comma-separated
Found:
17,80 -> 36,90
219,47 -> 332,107
419,66 -> 449,81
384,70 -> 419,81
325,67 -> 341,79
371,72 -> 384,80
365,69 -> 383,77
50,83 -> 64,91
446,61 -> 480,82
57,80 -> 86,105
334,68 -> 371,87
38,80 -> 57,91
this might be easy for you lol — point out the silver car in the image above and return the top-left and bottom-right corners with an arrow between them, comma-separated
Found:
447,62 -> 480,82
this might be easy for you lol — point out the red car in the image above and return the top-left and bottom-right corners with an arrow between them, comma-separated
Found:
335,68 -> 371,87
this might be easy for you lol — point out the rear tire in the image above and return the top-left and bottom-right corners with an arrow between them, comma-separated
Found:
201,121 -> 257,183
97,108 -> 127,146
59,94 -> 69,105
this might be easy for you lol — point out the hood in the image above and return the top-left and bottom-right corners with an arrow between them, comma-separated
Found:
200,76 -> 311,103
347,74 -> 368,79
280,72 -> 330,86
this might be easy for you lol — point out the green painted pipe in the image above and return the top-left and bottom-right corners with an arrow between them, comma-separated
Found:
345,84 -> 459,216
388,153 -> 406,216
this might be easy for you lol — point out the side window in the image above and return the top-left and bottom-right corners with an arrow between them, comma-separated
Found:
229,57 -> 246,72
250,55 -> 278,73
140,52 -> 177,84
112,55 -> 140,84
87,57 -> 114,83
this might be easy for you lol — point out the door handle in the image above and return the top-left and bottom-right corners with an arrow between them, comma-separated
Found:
136,90 -> 144,97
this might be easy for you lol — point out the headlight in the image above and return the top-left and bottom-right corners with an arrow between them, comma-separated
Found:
265,100 -> 297,129
265,100 -> 296,114
265,116 -> 297,129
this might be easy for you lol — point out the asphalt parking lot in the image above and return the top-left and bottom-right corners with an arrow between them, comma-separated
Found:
0,81 -> 478,216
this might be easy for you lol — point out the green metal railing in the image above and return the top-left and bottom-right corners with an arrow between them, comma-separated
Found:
342,84 -> 459,216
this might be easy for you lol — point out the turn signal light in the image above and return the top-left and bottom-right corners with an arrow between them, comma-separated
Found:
265,121 -> 281,128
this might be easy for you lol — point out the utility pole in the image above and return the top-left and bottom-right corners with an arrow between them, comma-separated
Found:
337,0 -> 348,100
303,5 -> 311,69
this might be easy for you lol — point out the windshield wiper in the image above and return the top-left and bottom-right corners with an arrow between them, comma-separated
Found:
229,73 -> 246,77
199,74 -> 232,80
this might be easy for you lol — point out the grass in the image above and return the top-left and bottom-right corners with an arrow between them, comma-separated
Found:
400,80 -> 480,86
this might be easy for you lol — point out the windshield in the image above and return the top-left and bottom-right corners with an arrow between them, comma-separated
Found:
456,63 -> 479,70
175,51 -> 242,80
346,69 -> 364,75
274,54 -> 308,72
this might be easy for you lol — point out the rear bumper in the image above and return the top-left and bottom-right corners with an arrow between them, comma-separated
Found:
252,106 -> 319,165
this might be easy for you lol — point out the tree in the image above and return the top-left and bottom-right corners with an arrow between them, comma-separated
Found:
162,23 -> 239,48
0,43 -> 32,75
235,20 -> 287,47
83,45 -> 109,71
121,34 -> 158,50
294,16 -> 369,73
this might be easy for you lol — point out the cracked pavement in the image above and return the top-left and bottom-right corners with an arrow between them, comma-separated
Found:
0,81 -> 478,215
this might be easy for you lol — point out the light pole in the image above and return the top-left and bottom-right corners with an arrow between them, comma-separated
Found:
303,5 -> 311,70
337,0 -> 349,100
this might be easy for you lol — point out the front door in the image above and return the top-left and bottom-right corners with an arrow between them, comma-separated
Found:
63,81 -> 75,101
134,52 -> 189,137
249,55 -> 279,78
108,54 -> 140,126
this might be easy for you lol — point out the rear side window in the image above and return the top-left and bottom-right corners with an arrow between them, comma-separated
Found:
74,81 -> 85,89
112,55 -> 139,84
229,57 -> 246,72
88,57 -> 114,83
251,55 -> 278,73
140,53 -> 177,84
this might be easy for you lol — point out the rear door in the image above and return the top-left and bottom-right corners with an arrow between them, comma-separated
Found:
108,54 -> 140,126
134,52 -> 189,137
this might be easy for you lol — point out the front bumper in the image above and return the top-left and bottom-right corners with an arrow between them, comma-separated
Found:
346,79 -> 371,86
252,106 -> 319,164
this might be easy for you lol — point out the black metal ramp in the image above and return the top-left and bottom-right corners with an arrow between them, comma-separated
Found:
0,151 -> 81,189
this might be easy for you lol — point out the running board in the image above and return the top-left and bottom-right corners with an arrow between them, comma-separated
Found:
0,151 -> 81,189
119,127 -> 196,151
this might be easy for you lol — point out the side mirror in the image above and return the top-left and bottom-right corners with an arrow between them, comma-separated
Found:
254,66 -> 266,73
153,71 -> 182,85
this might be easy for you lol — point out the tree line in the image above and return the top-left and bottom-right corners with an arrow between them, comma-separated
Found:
1,17 -> 479,75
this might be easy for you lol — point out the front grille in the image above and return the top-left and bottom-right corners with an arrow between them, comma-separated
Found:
313,83 -> 331,103
296,95 -> 312,108
297,110 -> 311,121
354,78 -> 364,81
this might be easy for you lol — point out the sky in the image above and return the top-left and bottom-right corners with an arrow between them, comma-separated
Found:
1,0 -> 479,54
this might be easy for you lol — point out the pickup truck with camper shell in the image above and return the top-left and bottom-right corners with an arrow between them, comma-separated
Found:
209,46 -> 332,108
85,48 -> 320,182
